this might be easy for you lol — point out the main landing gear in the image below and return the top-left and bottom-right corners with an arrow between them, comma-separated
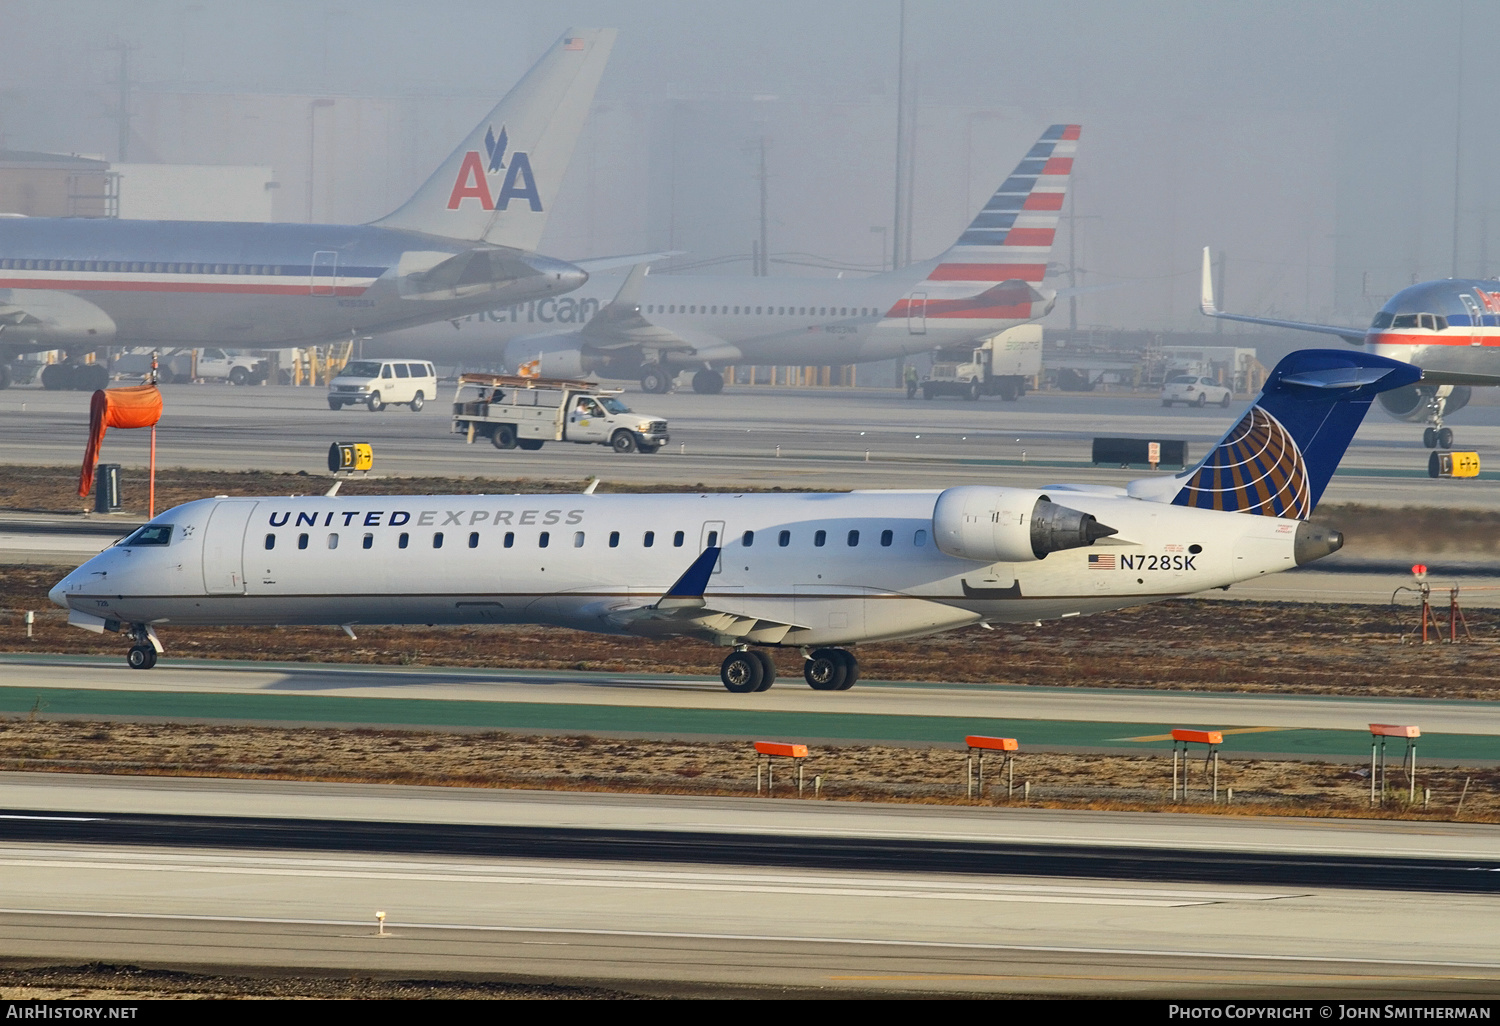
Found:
717,647 -> 859,693
124,624 -> 163,670
1423,425 -> 1454,449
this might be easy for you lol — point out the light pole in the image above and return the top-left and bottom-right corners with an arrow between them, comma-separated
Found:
306,98 -> 335,223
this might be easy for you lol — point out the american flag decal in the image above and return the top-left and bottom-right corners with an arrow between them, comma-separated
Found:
563,37 -> 585,50
1088,553 -> 1116,570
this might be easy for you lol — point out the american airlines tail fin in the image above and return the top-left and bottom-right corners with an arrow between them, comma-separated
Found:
372,28 -> 615,251
1127,350 -> 1421,518
926,124 -> 1078,288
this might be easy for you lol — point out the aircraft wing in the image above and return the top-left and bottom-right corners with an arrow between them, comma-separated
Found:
604,547 -> 806,645
1200,247 -> 1366,346
576,265 -> 729,359
1418,369 -> 1500,388
569,251 -> 685,273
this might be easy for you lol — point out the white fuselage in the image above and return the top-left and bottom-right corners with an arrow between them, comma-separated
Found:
53,488 -> 1304,648
365,264 -> 1055,370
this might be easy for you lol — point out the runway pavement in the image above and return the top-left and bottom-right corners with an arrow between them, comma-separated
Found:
4,381 -> 1499,502
3,654 -> 1498,760
0,775 -> 1496,996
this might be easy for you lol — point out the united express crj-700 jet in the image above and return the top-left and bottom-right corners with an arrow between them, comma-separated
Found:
1201,247 -> 1500,448
369,125 -> 1081,395
52,348 -> 1410,691
0,29 -> 616,391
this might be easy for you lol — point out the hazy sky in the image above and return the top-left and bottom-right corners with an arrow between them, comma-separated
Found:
0,1 -> 1489,332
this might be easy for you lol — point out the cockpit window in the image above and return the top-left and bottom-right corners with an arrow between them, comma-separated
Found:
120,524 -> 172,546
1390,314 -> 1419,329
1371,312 -> 1394,330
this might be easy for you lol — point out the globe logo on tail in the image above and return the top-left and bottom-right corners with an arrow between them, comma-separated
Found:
1172,405 -> 1311,519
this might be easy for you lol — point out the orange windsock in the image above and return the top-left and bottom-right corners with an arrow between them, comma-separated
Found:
78,385 -> 164,497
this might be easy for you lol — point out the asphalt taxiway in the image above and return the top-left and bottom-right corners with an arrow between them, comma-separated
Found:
0,774 -> 1496,996
4,382 -> 1498,503
4,654 -> 1497,761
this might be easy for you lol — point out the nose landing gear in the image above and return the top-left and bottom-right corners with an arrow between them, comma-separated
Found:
125,624 -> 163,670
1422,395 -> 1453,449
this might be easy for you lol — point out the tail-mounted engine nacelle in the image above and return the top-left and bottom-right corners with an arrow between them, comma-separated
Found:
932,486 -> 1118,563
503,334 -> 592,379
1377,384 -> 1471,421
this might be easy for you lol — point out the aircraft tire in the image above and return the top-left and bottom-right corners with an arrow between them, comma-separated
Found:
804,649 -> 847,691
835,649 -> 859,690
491,425 -> 518,449
692,369 -> 724,395
40,364 -> 65,391
1438,427 -> 1454,448
750,650 -> 776,691
611,430 -> 638,454
410,391 -> 424,412
720,651 -> 764,694
1423,427 -> 1438,448
127,645 -> 156,670
640,367 -> 670,394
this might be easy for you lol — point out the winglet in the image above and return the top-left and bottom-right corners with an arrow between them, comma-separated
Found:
655,547 -> 721,609
1200,246 -> 1219,315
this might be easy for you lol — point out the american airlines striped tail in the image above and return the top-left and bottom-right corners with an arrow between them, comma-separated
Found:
886,124 -> 1078,323
1127,351 -> 1422,518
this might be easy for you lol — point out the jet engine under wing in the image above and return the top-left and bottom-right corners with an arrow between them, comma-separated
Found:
576,265 -> 739,362
1200,247 -> 1366,346
0,289 -> 117,352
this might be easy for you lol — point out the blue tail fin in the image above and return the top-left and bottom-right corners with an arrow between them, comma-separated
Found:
1129,350 -> 1421,518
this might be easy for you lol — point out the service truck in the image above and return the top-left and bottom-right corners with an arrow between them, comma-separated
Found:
451,374 -> 670,454
920,324 -> 1042,401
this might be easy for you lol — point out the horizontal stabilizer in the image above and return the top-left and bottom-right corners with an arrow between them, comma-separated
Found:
571,251 -> 684,273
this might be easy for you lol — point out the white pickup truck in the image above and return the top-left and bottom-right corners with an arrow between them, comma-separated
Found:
193,347 -> 265,385
451,374 -> 670,454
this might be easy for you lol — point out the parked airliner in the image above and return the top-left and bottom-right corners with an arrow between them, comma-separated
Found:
367,125 -> 1081,395
52,349 -> 1410,691
1201,246 -> 1500,447
0,29 -> 616,391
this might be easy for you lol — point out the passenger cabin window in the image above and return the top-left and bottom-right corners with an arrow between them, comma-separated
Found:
814,530 -> 826,547
399,533 -> 409,549
122,524 -> 172,546
644,531 -> 655,547
706,530 -> 718,547
914,529 -> 928,546
433,532 -> 444,548
674,531 -> 685,547
264,534 -> 275,550
779,530 -> 790,547
742,530 -> 754,547
298,533 -> 309,549
539,531 -> 550,548
504,532 -> 515,548
609,531 -> 620,548
847,529 -> 859,547
327,534 -> 338,549
469,532 -> 480,548
363,533 -> 373,550
881,529 -> 893,547
574,531 -> 585,547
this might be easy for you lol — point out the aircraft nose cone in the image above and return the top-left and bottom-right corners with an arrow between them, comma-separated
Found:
48,578 -> 69,609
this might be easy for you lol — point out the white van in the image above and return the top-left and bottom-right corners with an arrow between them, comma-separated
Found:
328,359 -> 438,412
